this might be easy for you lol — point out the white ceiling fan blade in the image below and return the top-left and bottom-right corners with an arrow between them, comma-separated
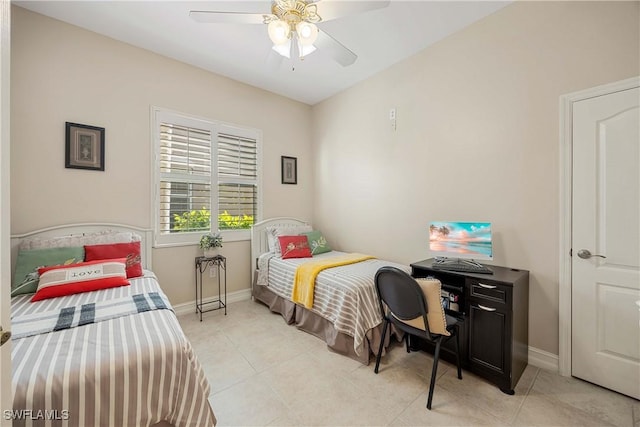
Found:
189,11 -> 267,25
314,0 -> 390,22
315,29 -> 357,66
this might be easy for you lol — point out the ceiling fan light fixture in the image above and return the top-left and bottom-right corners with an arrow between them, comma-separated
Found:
296,21 -> 318,46
297,39 -> 317,58
268,19 -> 290,45
272,39 -> 292,58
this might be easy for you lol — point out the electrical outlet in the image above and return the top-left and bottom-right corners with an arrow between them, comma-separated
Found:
209,267 -> 217,278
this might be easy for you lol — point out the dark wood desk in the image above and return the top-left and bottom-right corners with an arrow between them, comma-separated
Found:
410,258 -> 529,394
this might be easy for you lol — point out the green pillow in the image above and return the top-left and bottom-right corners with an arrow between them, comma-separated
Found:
301,231 -> 331,255
12,246 -> 84,296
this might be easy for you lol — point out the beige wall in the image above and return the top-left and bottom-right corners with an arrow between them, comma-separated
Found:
311,1 -> 639,355
10,6 -> 313,305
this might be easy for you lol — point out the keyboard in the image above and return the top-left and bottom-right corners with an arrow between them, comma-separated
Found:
431,261 -> 493,274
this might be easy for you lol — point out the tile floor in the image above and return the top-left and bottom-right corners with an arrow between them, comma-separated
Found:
178,299 -> 640,427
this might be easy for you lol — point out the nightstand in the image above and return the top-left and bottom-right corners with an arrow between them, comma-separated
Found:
194,255 -> 227,321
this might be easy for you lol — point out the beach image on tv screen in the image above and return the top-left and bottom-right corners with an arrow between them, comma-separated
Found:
429,222 -> 492,258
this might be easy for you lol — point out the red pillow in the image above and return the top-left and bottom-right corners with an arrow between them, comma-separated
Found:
84,241 -> 143,278
32,258 -> 129,302
278,235 -> 312,259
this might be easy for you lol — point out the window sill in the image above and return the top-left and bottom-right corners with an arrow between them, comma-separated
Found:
153,229 -> 250,248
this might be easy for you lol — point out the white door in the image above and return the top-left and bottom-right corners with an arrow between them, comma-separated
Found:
0,0 -> 11,420
571,85 -> 640,399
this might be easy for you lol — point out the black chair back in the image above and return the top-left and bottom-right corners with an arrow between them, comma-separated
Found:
375,266 -> 432,337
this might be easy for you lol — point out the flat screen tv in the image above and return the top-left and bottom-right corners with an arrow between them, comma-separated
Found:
429,221 -> 493,261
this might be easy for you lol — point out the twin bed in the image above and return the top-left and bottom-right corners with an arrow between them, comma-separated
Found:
10,224 -> 215,427
250,217 -> 410,364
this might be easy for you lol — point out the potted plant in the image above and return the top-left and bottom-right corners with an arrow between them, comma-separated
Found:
200,231 -> 223,257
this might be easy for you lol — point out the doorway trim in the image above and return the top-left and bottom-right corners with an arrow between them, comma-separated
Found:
0,0 -> 11,413
558,76 -> 639,376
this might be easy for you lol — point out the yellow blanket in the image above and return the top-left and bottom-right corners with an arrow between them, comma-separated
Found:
291,253 -> 375,309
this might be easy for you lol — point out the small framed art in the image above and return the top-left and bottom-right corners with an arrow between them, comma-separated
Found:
281,156 -> 297,185
65,122 -> 105,171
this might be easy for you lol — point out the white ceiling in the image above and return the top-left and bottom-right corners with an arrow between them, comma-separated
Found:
15,0 -> 511,105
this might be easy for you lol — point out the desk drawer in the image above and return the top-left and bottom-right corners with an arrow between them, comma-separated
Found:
468,279 -> 510,306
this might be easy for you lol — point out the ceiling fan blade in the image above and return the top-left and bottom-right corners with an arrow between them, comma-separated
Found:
315,29 -> 357,67
314,0 -> 390,22
189,11 -> 267,25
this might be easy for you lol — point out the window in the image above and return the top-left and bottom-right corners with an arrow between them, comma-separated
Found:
153,108 -> 261,246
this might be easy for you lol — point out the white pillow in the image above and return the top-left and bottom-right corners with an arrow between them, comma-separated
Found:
266,224 -> 313,256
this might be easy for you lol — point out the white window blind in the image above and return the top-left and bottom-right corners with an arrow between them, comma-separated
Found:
217,131 -> 258,229
159,122 -> 212,234
153,108 -> 261,246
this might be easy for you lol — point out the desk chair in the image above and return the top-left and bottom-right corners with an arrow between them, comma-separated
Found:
374,266 -> 462,410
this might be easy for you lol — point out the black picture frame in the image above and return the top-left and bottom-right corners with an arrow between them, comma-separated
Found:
281,156 -> 297,185
65,122 -> 105,171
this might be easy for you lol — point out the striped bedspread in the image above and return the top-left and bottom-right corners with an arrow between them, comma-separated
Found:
257,251 -> 410,355
11,272 -> 216,427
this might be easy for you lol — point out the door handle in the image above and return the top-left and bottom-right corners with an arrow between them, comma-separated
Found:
0,326 -> 11,347
477,304 -> 497,312
577,249 -> 606,259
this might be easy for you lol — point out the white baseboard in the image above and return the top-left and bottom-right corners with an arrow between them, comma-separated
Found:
173,288 -> 252,316
528,346 -> 559,372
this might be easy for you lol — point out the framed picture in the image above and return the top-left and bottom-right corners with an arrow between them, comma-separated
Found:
281,156 -> 297,185
65,122 -> 105,171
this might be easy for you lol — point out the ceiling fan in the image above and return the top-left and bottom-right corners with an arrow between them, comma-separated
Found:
190,0 -> 390,67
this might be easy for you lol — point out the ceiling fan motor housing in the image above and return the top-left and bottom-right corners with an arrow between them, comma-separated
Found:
271,0 -> 321,30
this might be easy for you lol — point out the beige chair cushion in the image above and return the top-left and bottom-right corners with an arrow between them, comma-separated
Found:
392,277 -> 450,336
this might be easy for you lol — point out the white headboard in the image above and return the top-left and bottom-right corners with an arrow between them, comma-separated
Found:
10,223 -> 153,275
250,217 -> 310,273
